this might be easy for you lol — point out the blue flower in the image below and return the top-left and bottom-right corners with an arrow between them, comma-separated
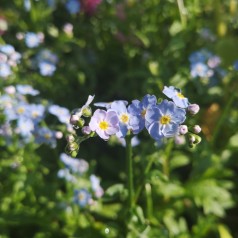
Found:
110,100 -> 139,137
0,44 -> 15,55
145,100 -> 186,143
73,189 -> 91,208
28,104 -> 45,123
60,153 -> 89,174
0,63 -> 11,78
128,94 -> 157,133
162,86 -> 189,108
66,0 -> 80,14
38,61 -> 56,76
190,62 -> 209,78
34,127 -> 57,148
16,117 -> 34,138
25,32 -> 41,48
48,104 -> 70,124
90,175 -> 104,198
16,84 -> 39,96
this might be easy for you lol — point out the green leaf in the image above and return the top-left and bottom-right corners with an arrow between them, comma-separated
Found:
218,224 -> 233,238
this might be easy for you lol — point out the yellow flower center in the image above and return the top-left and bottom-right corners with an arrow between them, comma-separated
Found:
99,121 -> 109,130
120,113 -> 129,123
78,193 -> 85,201
44,133 -> 51,139
17,107 -> 25,114
32,112 -> 39,118
177,92 -> 185,99
141,109 -> 146,118
160,115 -> 171,125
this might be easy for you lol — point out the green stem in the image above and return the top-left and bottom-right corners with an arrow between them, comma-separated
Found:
126,135 -> 134,210
211,90 -> 237,146
177,0 -> 187,28
134,155 -> 155,204
162,139 -> 173,178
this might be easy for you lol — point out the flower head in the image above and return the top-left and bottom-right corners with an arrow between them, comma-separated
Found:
145,100 -> 186,143
163,86 -> 189,108
16,84 -> 39,96
89,109 -> 119,140
73,189 -> 91,207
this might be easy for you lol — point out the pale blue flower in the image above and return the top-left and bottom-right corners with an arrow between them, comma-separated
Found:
128,94 -> 157,133
48,104 -> 70,124
190,62 -> 209,78
28,104 -> 45,123
25,32 -> 41,48
38,61 -> 56,76
16,84 -> 39,96
163,86 -> 189,108
145,100 -> 186,143
16,117 -> 34,137
60,153 -> 89,174
0,63 -> 11,78
34,127 -> 57,148
73,189 -> 91,208
89,109 -> 119,140
0,45 -> 15,55
90,174 -> 104,198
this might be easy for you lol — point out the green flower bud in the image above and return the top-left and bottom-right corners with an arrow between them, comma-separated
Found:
70,150 -> 78,158
77,118 -> 85,128
82,106 -> 92,117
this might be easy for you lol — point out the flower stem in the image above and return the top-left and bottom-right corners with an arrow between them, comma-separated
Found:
126,135 -> 134,210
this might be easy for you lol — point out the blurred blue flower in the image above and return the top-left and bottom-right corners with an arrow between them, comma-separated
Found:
73,189 -> 91,207
34,127 -> 57,148
0,63 -> 11,78
66,0 -> 80,14
16,117 -> 34,138
28,104 -> 45,123
25,32 -> 41,48
38,61 -> 56,76
60,153 -> 89,174
57,168 -> 77,182
190,62 -> 210,78
16,84 -> 39,96
48,104 -> 70,124
0,44 -> 15,55
145,100 -> 186,143
90,174 -> 104,198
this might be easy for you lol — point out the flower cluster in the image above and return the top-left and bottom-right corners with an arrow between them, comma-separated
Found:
0,44 -> 21,78
66,86 -> 202,156
24,32 -> 44,48
0,84 -> 71,147
64,0 -> 102,15
33,49 -> 58,76
189,49 -> 225,84
58,153 -> 104,208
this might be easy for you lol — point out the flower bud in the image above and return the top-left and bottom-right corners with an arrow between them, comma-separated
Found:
66,134 -> 75,143
55,131 -> 63,139
70,150 -> 78,158
82,126 -> 92,135
68,142 -> 79,151
188,104 -> 200,115
77,118 -> 85,128
174,135 -> 186,145
82,106 -> 92,117
70,114 -> 80,125
179,125 -> 188,135
193,125 -> 202,134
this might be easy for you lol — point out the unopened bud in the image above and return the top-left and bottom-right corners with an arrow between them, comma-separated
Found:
193,125 -> 202,134
55,131 -> 63,139
174,135 -> 186,145
68,142 -> 79,151
82,106 -> 92,117
179,125 -> 188,135
70,114 -> 80,125
188,104 -> 200,115
70,150 -> 78,158
66,134 -> 75,143
82,126 -> 92,135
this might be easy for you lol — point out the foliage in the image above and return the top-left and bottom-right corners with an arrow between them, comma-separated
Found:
1,0 -> 238,237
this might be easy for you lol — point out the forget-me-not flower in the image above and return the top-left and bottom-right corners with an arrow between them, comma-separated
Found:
145,99 -> 186,143
89,109 -> 119,140
163,86 -> 189,108
73,189 -> 91,208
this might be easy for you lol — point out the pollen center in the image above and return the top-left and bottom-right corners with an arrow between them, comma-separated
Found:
120,114 -> 129,123
177,92 -> 185,99
160,115 -> 171,125
99,121 -> 109,130
141,109 -> 146,117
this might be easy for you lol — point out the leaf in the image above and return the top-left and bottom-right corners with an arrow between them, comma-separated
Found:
170,155 -> 190,169
218,224 -> 233,238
